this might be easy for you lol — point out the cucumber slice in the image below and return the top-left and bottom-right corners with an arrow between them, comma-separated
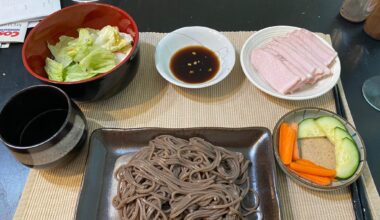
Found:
336,138 -> 360,179
334,127 -> 353,148
298,118 -> 325,138
315,116 -> 346,144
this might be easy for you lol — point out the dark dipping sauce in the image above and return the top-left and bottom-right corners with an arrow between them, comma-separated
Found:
170,46 -> 220,84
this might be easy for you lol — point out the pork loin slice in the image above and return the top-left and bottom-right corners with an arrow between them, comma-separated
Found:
291,32 -> 332,66
264,44 -> 312,82
288,36 -> 333,82
266,42 -> 315,82
263,48 -> 306,92
291,30 -> 337,66
251,48 -> 301,94
299,29 -> 337,57
275,36 -> 331,77
282,59 -> 307,93
274,36 -> 324,76
287,35 -> 326,65
263,47 -> 308,84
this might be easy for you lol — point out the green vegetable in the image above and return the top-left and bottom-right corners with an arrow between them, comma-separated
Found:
79,47 -> 116,74
335,138 -> 360,179
47,36 -> 74,68
297,116 -> 360,180
334,127 -> 353,148
94,25 -> 128,52
44,25 -> 132,82
67,28 -> 95,62
64,64 -> 96,82
315,116 -> 346,144
298,118 -> 325,139
44,58 -> 64,81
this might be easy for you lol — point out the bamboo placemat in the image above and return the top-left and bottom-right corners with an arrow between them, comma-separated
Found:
13,32 -> 379,220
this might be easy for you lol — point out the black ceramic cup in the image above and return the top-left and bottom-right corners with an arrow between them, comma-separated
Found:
0,85 -> 88,169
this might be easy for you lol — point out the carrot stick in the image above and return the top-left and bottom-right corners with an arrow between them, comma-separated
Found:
295,159 -> 318,167
290,169 -> 332,186
289,162 -> 336,177
279,123 -> 296,165
290,123 -> 299,161
295,159 -> 335,172
295,160 -> 337,180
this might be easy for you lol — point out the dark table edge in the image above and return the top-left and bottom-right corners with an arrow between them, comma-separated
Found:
333,85 -> 372,220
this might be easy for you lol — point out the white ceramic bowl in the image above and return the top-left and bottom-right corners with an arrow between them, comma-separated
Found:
155,26 -> 235,88
240,26 -> 341,100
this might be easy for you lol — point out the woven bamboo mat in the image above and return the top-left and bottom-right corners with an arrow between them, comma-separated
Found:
13,32 -> 380,220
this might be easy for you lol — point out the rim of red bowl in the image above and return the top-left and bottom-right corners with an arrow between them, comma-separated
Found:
22,3 -> 139,85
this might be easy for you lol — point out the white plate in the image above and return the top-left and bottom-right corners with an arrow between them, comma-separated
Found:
155,26 -> 235,89
240,26 -> 341,100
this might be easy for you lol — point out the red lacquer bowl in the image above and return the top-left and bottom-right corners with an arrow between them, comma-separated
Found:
22,3 -> 140,102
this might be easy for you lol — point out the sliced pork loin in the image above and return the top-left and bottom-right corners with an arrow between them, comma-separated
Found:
275,37 -> 324,76
274,36 -> 332,82
285,37 -> 331,75
263,47 -> 308,86
251,48 -> 301,94
286,35 -> 332,82
299,29 -> 337,58
288,36 -> 327,65
281,59 -> 307,92
250,28 -> 337,94
290,29 -> 337,66
265,41 -> 315,83
273,38 -> 323,84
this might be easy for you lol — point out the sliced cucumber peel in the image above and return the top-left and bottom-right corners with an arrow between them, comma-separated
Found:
298,118 -> 325,139
315,116 -> 346,144
335,138 -> 360,179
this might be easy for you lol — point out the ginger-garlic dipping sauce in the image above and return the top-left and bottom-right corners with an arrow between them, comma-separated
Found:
170,46 -> 220,83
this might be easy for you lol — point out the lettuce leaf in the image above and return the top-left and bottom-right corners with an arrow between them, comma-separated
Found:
79,47 -> 116,74
64,64 -> 97,82
48,36 -> 74,68
44,58 -> 64,81
66,28 -> 95,62
45,26 -> 132,82
94,25 -> 129,52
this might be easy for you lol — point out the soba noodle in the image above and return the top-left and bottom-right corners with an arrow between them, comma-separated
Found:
112,135 -> 260,220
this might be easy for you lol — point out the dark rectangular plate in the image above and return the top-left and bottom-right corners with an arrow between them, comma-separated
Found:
75,127 -> 281,220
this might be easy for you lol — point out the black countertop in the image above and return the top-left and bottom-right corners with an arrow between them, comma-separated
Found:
0,0 -> 379,219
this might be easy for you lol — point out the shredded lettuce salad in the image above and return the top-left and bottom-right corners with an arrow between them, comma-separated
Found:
44,25 -> 133,82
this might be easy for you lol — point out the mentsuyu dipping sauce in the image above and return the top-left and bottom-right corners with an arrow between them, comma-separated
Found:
170,46 -> 220,83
